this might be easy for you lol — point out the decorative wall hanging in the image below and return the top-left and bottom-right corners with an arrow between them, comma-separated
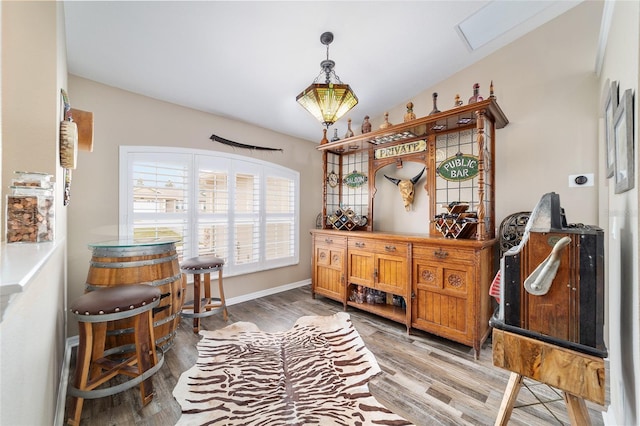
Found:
374,139 -> 426,160
342,170 -> 367,188
210,134 -> 283,152
603,80 -> 618,178
59,89 -> 78,169
613,88 -> 634,194
437,153 -> 479,181
383,167 -> 425,212
70,108 -> 94,152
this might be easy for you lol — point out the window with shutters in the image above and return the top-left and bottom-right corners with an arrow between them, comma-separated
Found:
120,146 -> 299,277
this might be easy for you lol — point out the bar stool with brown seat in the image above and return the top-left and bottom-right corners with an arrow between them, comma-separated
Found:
180,255 -> 227,333
67,284 -> 164,426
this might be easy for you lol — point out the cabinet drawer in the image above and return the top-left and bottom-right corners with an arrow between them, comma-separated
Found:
413,245 -> 475,264
315,234 -> 346,247
348,237 -> 376,251
374,241 -> 408,258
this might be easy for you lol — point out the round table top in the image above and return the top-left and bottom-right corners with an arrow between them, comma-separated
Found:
88,237 -> 179,249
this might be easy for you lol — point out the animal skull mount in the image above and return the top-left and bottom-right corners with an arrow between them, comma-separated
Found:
384,167 -> 426,211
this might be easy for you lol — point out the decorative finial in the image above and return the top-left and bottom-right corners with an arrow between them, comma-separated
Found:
379,112 -> 392,129
404,102 -> 416,122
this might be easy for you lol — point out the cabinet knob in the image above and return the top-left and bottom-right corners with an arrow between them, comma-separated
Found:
325,238 -> 333,244
385,245 -> 396,252
355,241 -> 365,248
434,248 -> 448,259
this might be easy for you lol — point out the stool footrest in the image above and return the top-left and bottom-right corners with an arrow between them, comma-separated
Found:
181,297 -> 226,319
67,348 -> 164,400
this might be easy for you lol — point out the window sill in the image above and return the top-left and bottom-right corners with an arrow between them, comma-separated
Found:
1,240 -> 63,318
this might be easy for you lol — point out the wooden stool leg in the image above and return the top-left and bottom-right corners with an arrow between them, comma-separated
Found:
494,372 -> 524,426
193,274 -> 201,332
563,392 -> 591,426
218,268 -> 228,321
134,311 -> 155,405
204,272 -> 212,311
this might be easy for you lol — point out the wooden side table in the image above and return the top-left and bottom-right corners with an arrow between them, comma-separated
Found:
492,328 -> 605,426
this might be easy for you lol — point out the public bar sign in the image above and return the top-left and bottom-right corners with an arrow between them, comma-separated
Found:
437,154 -> 479,181
374,139 -> 426,160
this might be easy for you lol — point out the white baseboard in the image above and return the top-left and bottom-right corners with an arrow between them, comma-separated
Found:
54,279 -> 310,424
54,335 -> 78,426
225,279 -> 310,306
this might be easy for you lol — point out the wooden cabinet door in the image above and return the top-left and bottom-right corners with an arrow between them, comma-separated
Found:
348,249 -> 375,287
411,245 -> 475,344
313,235 -> 346,301
375,251 -> 408,295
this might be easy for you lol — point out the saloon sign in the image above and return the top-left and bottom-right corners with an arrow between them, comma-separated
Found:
437,154 -> 479,181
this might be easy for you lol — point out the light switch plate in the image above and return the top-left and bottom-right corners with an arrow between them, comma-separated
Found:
568,173 -> 594,187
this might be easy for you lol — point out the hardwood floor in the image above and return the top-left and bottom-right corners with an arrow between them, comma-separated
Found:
64,285 -> 606,425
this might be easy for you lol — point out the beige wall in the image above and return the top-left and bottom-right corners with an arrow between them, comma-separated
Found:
372,2 -> 602,231
598,1 -> 640,424
0,2 -> 68,425
66,75 -> 322,335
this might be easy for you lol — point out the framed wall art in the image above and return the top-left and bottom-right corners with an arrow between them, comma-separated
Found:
613,88 -> 634,194
603,80 -> 618,178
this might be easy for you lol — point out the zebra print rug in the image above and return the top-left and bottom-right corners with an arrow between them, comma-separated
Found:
173,312 -> 413,425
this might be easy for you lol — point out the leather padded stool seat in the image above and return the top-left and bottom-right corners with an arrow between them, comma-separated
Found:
180,255 -> 228,333
67,284 -> 164,426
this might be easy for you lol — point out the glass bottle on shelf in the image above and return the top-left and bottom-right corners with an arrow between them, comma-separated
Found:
468,83 -> 483,104
331,128 -> 340,142
429,92 -> 440,115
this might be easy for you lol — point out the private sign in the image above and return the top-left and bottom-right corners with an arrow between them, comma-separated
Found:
437,154 -> 479,181
374,140 -> 426,159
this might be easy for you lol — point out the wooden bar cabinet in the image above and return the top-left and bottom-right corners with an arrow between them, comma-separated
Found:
311,97 -> 509,358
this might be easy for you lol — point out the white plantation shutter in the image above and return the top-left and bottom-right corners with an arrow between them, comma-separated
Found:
124,152 -> 191,258
265,172 -> 295,261
234,172 -> 260,267
197,168 -> 229,260
120,147 -> 299,277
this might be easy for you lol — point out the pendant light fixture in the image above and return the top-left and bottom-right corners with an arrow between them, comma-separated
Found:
296,32 -> 358,128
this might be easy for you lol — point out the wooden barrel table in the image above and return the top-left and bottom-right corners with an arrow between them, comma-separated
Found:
86,239 -> 185,352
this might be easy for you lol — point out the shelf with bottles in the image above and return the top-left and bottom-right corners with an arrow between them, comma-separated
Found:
346,284 -> 407,323
433,202 -> 478,239
317,98 -> 508,154
326,206 -> 368,231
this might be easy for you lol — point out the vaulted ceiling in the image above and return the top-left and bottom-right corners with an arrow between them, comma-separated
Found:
63,1 -> 582,143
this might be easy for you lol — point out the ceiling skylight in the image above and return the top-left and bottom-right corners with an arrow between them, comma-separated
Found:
457,1 -> 558,51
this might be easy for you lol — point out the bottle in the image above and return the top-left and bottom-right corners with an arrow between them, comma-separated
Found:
468,83 -> 483,104
429,92 -> 440,115
344,118 -> 354,138
331,128 -> 340,142
320,128 -> 329,145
